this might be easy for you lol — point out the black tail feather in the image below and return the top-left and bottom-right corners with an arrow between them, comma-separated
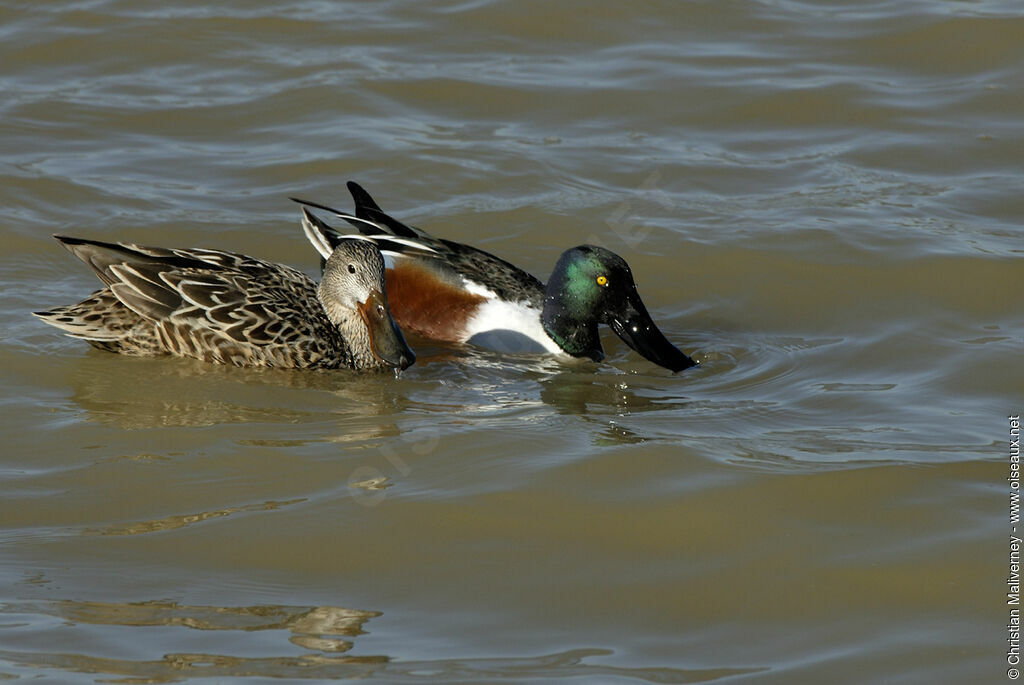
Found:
345,182 -> 426,240
347,181 -> 383,214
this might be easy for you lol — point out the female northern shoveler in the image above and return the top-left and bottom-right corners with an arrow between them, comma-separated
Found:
292,182 -> 696,373
33,234 -> 414,371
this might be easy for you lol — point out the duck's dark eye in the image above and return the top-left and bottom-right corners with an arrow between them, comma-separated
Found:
347,264 -> 357,274
376,304 -> 385,317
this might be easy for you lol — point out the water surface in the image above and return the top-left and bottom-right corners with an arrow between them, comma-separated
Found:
0,1 -> 1019,682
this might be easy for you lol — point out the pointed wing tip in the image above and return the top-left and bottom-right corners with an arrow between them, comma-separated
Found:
52,234 -> 82,249
346,181 -> 384,213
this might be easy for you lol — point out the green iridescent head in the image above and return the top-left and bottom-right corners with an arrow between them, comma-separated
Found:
541,245 -> 696,372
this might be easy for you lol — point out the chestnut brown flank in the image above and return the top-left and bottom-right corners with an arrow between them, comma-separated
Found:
385,263 -> 486,341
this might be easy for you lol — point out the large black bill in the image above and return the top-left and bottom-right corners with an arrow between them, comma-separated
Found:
608,296 -> 696,373
359,289 -> 415,371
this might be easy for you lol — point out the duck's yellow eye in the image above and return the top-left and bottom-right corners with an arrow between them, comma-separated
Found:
596,275 -> 608,286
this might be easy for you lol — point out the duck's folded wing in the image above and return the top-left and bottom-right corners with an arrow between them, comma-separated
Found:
295,189 -> 545,307
57,235 -> 319,347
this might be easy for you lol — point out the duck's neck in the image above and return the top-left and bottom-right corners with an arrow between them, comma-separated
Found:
540,289 -> 603,362
317,286 -> 377,369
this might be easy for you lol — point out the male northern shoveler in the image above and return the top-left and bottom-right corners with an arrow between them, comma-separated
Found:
33,234 -> 414,371
292,182 -> 697,373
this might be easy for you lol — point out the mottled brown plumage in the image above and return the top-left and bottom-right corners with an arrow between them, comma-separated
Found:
34,234 -> 414,371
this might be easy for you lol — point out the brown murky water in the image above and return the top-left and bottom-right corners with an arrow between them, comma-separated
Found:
0,1 -> 1019,682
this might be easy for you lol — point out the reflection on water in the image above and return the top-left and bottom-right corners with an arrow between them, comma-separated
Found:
83,497 -> 306,536
595,422 -> 651,446
0,648 -> 760,683
44,599 -> 378,641
0,599 -> 386,681
59,352 -> 416,443
538,369 -> 695,417
0,597 -> 761,682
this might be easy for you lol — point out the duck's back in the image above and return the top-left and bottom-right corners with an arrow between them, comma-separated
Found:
35,236 -> 356,369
